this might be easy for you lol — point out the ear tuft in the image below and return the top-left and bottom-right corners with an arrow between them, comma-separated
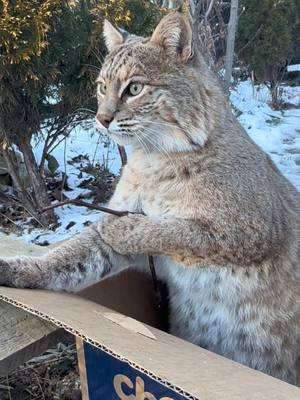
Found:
103,19 -> 126,52
150,12 -> 193,63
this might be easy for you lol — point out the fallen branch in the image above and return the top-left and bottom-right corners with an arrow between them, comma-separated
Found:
41,199 -> 130,217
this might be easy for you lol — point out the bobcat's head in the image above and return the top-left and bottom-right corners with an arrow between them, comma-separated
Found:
96,12 -> 221,153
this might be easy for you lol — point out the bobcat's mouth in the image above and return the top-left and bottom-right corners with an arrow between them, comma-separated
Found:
95,117 -> 136,144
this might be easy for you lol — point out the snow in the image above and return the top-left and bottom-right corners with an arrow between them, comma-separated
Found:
18,123 -> 122,244
230,81 -> 300,190
287,64 -> 300,72
10,80 -> 300,244
33,122 -> 121,177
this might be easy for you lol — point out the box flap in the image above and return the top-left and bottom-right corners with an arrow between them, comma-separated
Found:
0,286 -> 299,400
80,270 -> 168,330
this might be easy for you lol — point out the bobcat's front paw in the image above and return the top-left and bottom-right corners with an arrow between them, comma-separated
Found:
99,214 -> 157,255
0,257 -> 39,288
0,258 -> 16,287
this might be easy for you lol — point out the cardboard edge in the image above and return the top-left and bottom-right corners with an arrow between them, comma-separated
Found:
0,294 -> 196,400
1,286 -> 299,400
76,338 -> 90,400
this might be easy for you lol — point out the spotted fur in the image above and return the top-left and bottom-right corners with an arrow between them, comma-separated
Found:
0,12 -> 299,385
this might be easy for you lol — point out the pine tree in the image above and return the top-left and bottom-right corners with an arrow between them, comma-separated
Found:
0,0 -> 160,227
236,0 -> 296,107
0,0 -> 73,225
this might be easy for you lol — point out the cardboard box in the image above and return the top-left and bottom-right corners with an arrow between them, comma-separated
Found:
1,268 -> 300,400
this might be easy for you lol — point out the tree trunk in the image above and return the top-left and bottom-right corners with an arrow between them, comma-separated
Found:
2,148 -> 33,211
189,0 -> 202,48
224,0 -> 239,91
270,81 -> 280,109
17,136 -> 56,226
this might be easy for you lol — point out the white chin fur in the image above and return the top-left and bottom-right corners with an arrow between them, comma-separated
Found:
108,131 -> 136,146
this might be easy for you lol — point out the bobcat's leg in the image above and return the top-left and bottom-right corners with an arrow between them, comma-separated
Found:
0,221 -> 145,292
100,214 -> 273,266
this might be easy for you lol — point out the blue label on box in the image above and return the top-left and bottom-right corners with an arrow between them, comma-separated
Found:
84,342 -> 189,399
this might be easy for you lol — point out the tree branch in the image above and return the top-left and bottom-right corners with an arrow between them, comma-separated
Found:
117,145 -> 127,167
41,199 -> 130,217
205,0 -> 215,20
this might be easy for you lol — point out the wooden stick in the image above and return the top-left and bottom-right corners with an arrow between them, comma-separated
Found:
41,199 -> 130,217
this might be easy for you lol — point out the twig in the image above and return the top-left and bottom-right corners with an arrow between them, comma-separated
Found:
61,137 -> 67,201
0,384 -> 13,390
205,0 -> 215,21
237,24 -> 264,56
148,255 -> 162,309
22,205 -> 48,230
31,368 -> 45,400
6,375 -> 12,400
92,135 -> 101,166
117,145 -> 127,167
0,212 -> 20,228
41,199 -> 130,217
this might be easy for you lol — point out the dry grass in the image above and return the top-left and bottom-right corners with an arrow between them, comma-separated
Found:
0,340 -> 81,400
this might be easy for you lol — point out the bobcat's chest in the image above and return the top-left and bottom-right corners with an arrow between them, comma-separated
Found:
155,257 -> 263,359
113,159 -> 179,217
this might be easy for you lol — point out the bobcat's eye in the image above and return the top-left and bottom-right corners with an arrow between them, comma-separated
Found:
97,82 -> 106,96
128,82 -> 144,96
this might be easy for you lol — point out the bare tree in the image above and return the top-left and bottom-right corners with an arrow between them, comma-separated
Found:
224,0 -> 239,90
152,0 -> 184,9
153,0 -> 227,67
153,0 -> 237,82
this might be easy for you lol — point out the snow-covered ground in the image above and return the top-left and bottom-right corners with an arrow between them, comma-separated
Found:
230,81 -> 300,190
14,79 -> 300,244
287,64 -> 300,72
21,125 -> 122,244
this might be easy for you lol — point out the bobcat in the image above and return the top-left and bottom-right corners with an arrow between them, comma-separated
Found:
0,12 -> 300,385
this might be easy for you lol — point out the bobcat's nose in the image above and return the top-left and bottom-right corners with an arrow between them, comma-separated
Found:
97,113 -> 114,129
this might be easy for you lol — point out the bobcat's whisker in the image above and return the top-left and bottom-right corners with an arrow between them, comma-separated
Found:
141,125 -> 194,177
144,119 -> 204,139
135,131 -> 153,164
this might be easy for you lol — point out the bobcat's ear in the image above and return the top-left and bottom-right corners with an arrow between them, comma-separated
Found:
150,12 -> 193,63
103,19 -> 128,52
